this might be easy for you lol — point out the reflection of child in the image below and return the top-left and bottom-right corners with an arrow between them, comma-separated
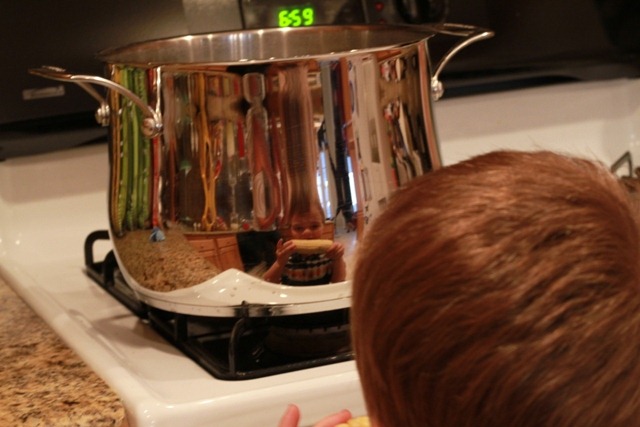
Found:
263,204 -> 346,285
280,150 -> 640,427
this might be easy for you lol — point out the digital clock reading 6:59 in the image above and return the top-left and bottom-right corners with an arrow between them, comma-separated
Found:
278,6 -> 315,27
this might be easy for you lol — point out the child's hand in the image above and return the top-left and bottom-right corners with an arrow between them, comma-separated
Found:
275,238 -> 297,264
278,404 -> 352,427
325,242 -> 345,260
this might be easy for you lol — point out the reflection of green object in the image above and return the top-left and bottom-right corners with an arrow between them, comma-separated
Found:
117,73 -> 130,231
128,87 -> 138,230
179,158 -> 192,174
119,67 -> 151,231
134,69 -> 150,229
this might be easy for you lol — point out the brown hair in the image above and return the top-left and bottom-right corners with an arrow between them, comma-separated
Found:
286,197 -> 326,225
352,151 -> 640,427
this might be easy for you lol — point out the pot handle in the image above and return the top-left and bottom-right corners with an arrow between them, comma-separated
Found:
430,23 -> 494,100
29,65 -> 163,138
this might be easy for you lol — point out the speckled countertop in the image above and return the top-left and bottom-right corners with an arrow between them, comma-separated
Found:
0,279 -> 127,426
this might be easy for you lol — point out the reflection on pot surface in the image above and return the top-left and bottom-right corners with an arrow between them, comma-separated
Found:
31,25 -> 493,300
109,48 -> 433,291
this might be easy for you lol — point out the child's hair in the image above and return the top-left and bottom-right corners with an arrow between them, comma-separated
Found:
352,150 -> 640,427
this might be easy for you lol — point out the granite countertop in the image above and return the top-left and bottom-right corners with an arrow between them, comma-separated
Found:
0,279 -> 127,426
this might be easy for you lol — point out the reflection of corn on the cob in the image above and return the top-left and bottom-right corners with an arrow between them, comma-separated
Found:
336,416 -> 370,427
290,239 -> 333,255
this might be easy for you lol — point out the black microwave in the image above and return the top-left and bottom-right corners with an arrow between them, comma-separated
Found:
1,0 -> 639,158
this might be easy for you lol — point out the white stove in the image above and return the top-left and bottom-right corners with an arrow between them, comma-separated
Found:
1,77 -> 638,426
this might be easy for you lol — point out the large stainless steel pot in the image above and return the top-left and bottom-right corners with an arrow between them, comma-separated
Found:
31,24 -> 492,316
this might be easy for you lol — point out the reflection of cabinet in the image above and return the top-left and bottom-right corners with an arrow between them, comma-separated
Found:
185,233 -> 243,271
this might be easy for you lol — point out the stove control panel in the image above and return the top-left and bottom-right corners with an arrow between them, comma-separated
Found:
240,0 -> 447,29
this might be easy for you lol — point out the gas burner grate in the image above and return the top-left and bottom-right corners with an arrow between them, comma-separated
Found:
84,230 -> 353,380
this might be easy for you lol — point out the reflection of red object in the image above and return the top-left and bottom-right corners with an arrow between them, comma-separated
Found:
380,61 -> 391,81
374,2 -> 384,12
216,216 -> 228,231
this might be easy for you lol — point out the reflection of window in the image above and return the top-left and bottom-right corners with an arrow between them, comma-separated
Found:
347,155 -> 358,213
317,148 -> 333,217
316,148 -> 358,219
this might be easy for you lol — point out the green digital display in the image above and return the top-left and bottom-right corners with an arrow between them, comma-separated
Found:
277,6 -> 315,27
241,0 -> 365,29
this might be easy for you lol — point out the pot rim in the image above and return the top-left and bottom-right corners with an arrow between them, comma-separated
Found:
97,24 -> 437,67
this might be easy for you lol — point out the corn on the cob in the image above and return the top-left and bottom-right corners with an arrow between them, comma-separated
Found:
290,239 -> 333,255
335,416 -> 370,427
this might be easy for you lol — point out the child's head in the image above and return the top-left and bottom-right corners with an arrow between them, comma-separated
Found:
352,151 -> 640,427
289,201 -> 325,240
